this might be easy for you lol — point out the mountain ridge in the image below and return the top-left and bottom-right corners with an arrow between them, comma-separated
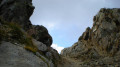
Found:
0,0 -> 120,67
60,8 -> 120,67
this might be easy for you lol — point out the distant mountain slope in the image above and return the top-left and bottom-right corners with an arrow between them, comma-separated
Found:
0,0 -> 120,67
61,8 -> 120,67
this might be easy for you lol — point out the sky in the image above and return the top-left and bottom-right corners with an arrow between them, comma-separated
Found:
30,0 -> 120,53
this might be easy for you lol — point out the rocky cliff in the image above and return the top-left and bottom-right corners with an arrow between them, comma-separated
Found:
0,0 -> 59,67
0,0 -> 34,30
61,8 -> 120,67
0,0 -> 120,67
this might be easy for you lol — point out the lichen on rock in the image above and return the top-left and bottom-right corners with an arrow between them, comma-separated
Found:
61,8 -> 120,67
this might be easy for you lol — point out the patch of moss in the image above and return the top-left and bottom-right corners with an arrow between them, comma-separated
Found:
0,21 -> 52,67
24,45 -> 38,53
22,35 -> 33,46
23,34 -> 40,54
6,23 -> 40,54
7,22 -> 24,42
83,61 -> 90,65
0,22 -> 37,49
0,25 -> 8,42
0,28 -> 3,42
5,23 -> 33,45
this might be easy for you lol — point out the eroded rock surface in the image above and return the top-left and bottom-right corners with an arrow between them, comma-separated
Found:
61,8 -> 120,67
0,0 -> 34,30
0,42 -> 49,67
28,25 -> 53,47
0,0 -> 120,67
0,0 -> 59,67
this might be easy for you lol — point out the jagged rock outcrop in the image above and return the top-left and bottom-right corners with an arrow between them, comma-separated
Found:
0,0 -> 34,30
61,8 -> 120,67
0,0 -> 59,67
1,0 -> 120,67
0,0 -> 53,46
28,25 -> 53,47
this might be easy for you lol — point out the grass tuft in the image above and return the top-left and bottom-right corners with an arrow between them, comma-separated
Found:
24,45 -> 38,53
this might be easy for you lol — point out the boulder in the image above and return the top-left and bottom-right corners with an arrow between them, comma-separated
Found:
32,39 -> 47,52
28,25 -> 53,47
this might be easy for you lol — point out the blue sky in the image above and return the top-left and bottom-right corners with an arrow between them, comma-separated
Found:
30,0 -> 120,53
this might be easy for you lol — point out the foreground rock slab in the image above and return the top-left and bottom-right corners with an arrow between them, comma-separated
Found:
0,42 -> 49,67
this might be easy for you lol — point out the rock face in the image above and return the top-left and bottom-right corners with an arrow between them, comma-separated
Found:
32,39 -> 48,52
0,42 -> 49,67
0,0 -> 59,67
0,0 -> 35,30
0,0 -> 52,46
28,25 -> 53,47
0,0 -> 120,67
61,8 -> 120,67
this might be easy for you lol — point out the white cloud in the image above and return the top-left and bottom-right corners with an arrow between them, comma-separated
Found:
38,22 -> 59,31
51,44 -> 64,53
43,22 -> 55,29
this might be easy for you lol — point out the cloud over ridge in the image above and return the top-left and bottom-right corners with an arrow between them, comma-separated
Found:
51,44 -> 64,53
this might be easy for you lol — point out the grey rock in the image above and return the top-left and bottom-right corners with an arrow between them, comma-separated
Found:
30,25 -> 53,47
46,52 -> 53,59
61,41 -> 88,58
32,39 -> 47,52
61,8 -> 120,66
36,52 -> 54,67
27,25 -> 53,47
0,41 -> 48,67
49,47 -> 60,61
0,0 -> 34,30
